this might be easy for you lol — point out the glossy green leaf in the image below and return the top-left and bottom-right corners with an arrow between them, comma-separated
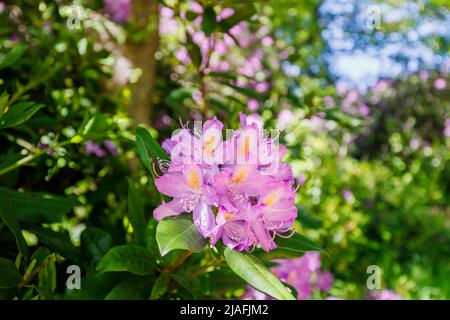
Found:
156,218 -> 207,256
297,205 -> 323,229
223,247 -> 295,300
0,45 -> 27,70
201,6 -> 217,36
38,254 -> 56,295
105,276 -> 154,300
0,200 -> 28,258
186,32 -> 202,68
150,273 -> 169,299
0,187 -> 76,223
28,226 -> 81,262
128,179 -> 147,247
0,258 -> 22,289
257,232 -> 325,260
80,227 -> 113,264
0,92 -> 9,116
0,101 -> 44,130
97,245 -> 156,276
135,126 -> 169,172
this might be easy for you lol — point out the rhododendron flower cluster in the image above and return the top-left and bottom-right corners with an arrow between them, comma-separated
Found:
241,252 -> 333,300
152,113 -> 298,252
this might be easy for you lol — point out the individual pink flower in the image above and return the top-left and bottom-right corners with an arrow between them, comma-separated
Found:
433,78 -> 446,90
103,0 -> 130,24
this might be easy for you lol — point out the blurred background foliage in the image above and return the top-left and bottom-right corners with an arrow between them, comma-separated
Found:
0,0 -> 448,300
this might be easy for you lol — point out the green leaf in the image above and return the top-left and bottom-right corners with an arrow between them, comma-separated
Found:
0,45 -> 27,70
0,257 -> 22,289
80,227 -> 113,264
0,200 -> 28,258
135,126 -> 169,172
185,11 -> 199,21
223,247 -> 295,300
82,113 -> 112,139
63,272 -> 127,300
0,92 -> 9,116
38,254 -> 57,295
201,6 -> 218,36
31,247 -> 51,267
0,187 -> 76,224
97,245 -> 156,276
0,101 -> 44,129
156,218 -> 207,256
28,226 -> 81,262
128,179 -> 147,247
220,81 -> 261,99
186,32 -> 202,68
164,87 -> 194,122
105,276 -> 154,300
150,273 -> 169,299
219,3 -> 255,31
145,219 -> 159,257
256,232 -> 324,260
297,205 -> 323,229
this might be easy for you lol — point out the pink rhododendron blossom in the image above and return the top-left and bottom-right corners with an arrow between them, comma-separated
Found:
103,0 -> 130,24
433,78 -> 446,90
153,114 -> 298,252
241,252 -> 333,300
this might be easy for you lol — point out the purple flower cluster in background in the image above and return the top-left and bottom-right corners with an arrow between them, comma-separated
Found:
84,140 -> 118,158
366,289 -> 402,300
241,252 -> 333,300
153,114 -> 298,252
159,2 -> 273,113
103,0 -> 131,24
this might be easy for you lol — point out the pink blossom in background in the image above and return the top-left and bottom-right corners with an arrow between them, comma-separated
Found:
0,2 -> 5,14
342,189 -> 354,202
336,82 -> 347,96
372,79 -> 390,93
104,140 -> 118,156
247,99 -> 260,112
409,137 -> 421,150
359,104 -> 370,118
277,109 -> 294,126
255,82 -> 270,93
175,48 -> 190,65
444,119 -> 450,137
433,78 -> 446,90
217,8 -> 234,21
103,0 -> 131,24
85,141 -> 106,158
190,1 -> 204,14
159,6 -> 178,34
367,289 -> 402,300
419,70 -> 429,80
324,96 -> 334,107
261,36 -> 274,47
346,90 -> 359,103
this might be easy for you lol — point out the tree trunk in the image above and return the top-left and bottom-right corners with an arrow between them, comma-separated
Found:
124,0 -> 159,126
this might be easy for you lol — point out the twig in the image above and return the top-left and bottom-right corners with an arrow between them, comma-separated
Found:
162,251 -> 192,273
